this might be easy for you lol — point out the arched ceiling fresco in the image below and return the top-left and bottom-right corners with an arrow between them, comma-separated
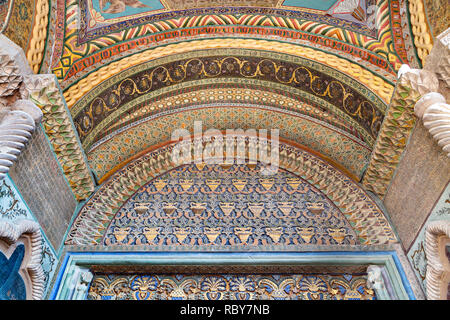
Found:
1,0 -> 428,186
72,48 -> 387,181
88,105 -> 371,182
33,0 -> 436,185
0,0 -> 48,72
47,0 -> 418,84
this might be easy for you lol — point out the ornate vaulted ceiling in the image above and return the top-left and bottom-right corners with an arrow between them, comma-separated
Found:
26,0 -> 430,183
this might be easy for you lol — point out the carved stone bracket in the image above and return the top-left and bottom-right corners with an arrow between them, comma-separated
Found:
0,219 -> 45,300
413,29 -> 450,158
55,265 -> 93,300
362,28 -> 450,198
0,99 -> 43,180
0,36 -> 42,180
425,220 -> 450,300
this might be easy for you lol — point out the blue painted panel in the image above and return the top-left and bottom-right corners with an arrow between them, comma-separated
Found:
0,244 -> 26,300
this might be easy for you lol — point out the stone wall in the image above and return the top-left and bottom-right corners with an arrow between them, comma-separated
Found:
383,121 -> 450,250
9,126 -> 77,250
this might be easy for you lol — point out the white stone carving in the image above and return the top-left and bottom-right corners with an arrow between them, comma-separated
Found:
0,100 -> 43,180
0,219 -> 45,300
397,64 -> 439,96
425,220 -> 450,300
422,103 -> 450,157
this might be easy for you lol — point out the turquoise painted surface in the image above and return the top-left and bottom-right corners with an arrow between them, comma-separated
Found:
91,0 -> 164,20
407,183 -> 450,293
0,176 -> 58,298
282,0 -> 338,10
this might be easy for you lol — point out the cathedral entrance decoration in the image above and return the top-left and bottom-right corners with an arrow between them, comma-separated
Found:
0,244 -> 27,300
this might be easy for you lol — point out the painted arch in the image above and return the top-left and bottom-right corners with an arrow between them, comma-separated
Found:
66,137 -> 398,246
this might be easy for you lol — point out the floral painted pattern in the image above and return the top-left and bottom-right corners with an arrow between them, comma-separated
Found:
88,273 -> 376,300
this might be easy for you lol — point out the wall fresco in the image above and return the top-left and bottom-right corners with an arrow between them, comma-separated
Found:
102,163 -> 359,246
